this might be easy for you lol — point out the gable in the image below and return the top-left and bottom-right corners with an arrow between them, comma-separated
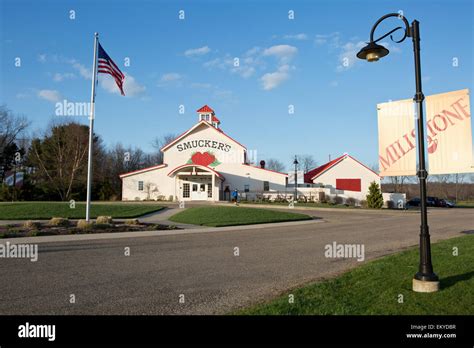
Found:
162,121 -> 247,167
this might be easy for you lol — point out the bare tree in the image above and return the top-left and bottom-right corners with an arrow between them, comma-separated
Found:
266,158 -> 286,173
28,123 -> 96,200
151,133 -> 178,164
0,105 -> 29,154
299,154 -> 317,173
454,173 -> 467,202
386,176 -> 413,193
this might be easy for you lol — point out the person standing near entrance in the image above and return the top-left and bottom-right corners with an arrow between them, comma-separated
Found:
232,189 -> 239,206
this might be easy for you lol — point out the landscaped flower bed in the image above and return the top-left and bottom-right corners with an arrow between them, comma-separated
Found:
0,218 -> 178,239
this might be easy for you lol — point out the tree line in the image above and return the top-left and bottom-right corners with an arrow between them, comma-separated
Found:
1,105 -> 473,202
0,105 -> 176,201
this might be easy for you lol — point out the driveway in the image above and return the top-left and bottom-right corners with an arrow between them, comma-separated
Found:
0,208 -> 472,314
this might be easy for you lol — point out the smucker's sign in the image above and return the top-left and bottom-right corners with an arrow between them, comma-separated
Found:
176,139 -> 232,153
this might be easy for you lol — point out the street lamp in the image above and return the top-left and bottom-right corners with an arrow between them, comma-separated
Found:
293,155 -> 299,203
357,13 -> 439,292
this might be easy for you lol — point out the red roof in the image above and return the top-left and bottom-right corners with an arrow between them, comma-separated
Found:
197,105 -> 214,113
304,155 -> 346,183
211,115 -> 220,123
304,154 -> 380,183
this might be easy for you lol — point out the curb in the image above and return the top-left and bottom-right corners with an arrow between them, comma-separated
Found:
1,218 -> 324,244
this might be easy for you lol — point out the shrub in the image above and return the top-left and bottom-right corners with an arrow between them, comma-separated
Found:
366,181 -> 384,209
49,217 -> 69,227
23,220 -> 41,229
360,200 -> 368,208
125,218 -> 140,225
77,219 -> 93,230
345,197 -> 357,206
332,195 -> 343,205
96,216 -> 113,224
27,230 -> 39,237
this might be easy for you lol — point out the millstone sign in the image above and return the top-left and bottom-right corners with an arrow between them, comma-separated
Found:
355,12 -> 471,293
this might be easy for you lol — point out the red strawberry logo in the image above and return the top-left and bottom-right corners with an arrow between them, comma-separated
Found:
191,152 -> 216,166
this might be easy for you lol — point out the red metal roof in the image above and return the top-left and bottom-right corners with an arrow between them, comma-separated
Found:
304,154 -> 380,183
211,115 -> 220,123
304,155 -> 346,183
197,105 -> 214,113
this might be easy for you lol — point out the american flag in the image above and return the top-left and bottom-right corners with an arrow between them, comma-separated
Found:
98,43 -> 125,96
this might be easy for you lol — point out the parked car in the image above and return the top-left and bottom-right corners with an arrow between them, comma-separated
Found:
407,198 -> 421,207
438,199 -> 455,208
407,197 -> 455,208
426,196 -> 439,207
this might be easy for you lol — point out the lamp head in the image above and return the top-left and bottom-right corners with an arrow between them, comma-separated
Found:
356,41 -> 389,62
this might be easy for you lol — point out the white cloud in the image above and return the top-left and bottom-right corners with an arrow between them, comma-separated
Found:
244,46 -> 261,57
160,73 -> 182,82
263,45 -> 298,63
260,65 -> 292,90
315,32 -> 340,47
53,72 -> 75,82
37,89 -> 62,102
336,41 -> 366,72
38,54 -> 47,63
184,46 -> 211,57
283,33 -> 308,41
100,73 -> 145,97
71,61 -> 91,79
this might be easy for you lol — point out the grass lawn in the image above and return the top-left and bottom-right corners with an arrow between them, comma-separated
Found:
0,202 -> 165,220
456,201 -> 474,208
237,235 -> 474,315
169,206 -> 312,227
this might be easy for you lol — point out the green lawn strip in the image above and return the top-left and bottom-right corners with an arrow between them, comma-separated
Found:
0,202 -> 165,220
236,235 -> 474,315
169,206 -> 312,227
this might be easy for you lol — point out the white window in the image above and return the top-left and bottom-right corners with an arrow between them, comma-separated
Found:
244,184 -> 250,192
263,181 -> 269,191
138,181 -> 144,191
208,184 -> 212,198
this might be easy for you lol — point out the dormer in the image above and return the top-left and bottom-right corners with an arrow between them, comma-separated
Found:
197,104 -> 220,129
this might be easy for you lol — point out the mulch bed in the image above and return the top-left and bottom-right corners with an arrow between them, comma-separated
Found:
0,221 -> 179,239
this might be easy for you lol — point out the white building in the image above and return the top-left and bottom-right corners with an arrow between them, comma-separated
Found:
303,154 -> 380,201
120,105 -> 288,201
120,105 -> 405,206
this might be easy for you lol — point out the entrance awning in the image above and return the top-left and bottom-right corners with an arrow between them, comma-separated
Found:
167,164 -> 225,180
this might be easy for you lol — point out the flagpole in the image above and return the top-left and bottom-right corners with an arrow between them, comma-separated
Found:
86,32 -> 99,222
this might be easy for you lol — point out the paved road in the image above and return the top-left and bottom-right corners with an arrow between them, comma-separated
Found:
0,208 -> 472,315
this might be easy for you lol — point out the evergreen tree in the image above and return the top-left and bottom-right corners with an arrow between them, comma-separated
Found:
366,181 -> 384,208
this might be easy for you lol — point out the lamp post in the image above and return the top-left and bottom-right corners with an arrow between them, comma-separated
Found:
293,156 -> 299,203
357,13 -> 439,292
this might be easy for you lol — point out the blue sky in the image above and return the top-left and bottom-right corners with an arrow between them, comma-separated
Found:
1,0 -> 473,170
